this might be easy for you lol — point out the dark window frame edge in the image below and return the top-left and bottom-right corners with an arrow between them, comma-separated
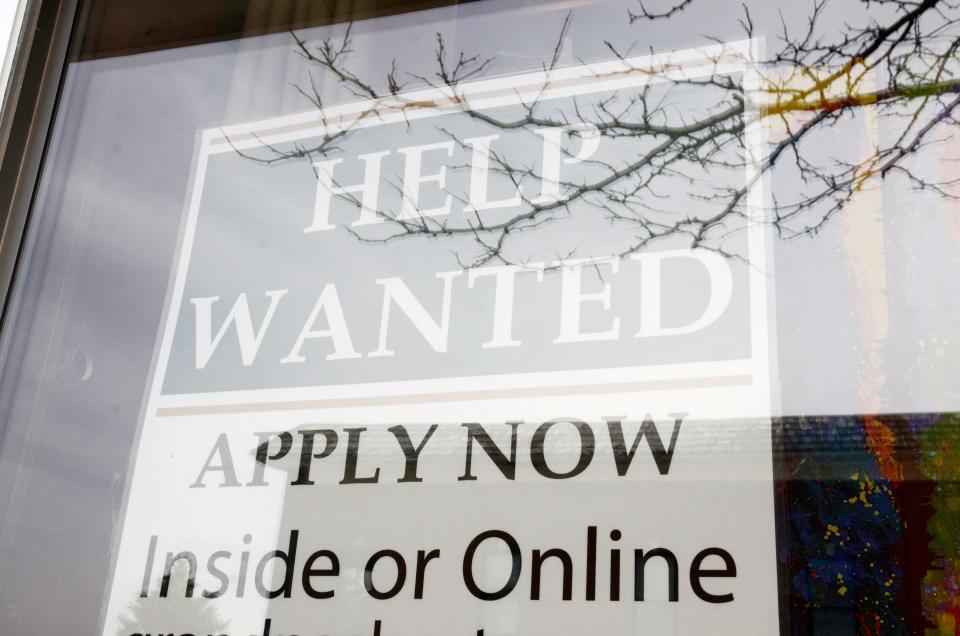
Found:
0,0 -> 82,336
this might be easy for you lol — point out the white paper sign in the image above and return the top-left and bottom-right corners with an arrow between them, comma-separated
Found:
102,40 -> 779,636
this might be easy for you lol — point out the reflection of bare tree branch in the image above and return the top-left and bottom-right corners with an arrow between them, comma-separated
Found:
629,0 -> 694,23
241,0 -> 960,267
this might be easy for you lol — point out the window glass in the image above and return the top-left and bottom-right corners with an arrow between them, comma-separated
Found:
0,1 -> 958,634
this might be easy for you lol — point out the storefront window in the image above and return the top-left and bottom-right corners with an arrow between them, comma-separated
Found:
0,1 -> 958,634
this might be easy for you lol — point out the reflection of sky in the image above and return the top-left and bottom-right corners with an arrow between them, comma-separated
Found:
0,0 -> 958,634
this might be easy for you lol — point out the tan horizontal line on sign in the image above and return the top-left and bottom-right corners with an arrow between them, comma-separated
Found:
155,374 -> 753,417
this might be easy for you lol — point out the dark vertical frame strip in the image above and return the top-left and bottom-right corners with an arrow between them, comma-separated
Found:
0,0 -> 80,333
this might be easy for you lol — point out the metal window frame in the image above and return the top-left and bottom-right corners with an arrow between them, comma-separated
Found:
0,0 -> 81,331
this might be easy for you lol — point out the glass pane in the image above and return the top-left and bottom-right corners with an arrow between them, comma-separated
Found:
0,1 -> 958,634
